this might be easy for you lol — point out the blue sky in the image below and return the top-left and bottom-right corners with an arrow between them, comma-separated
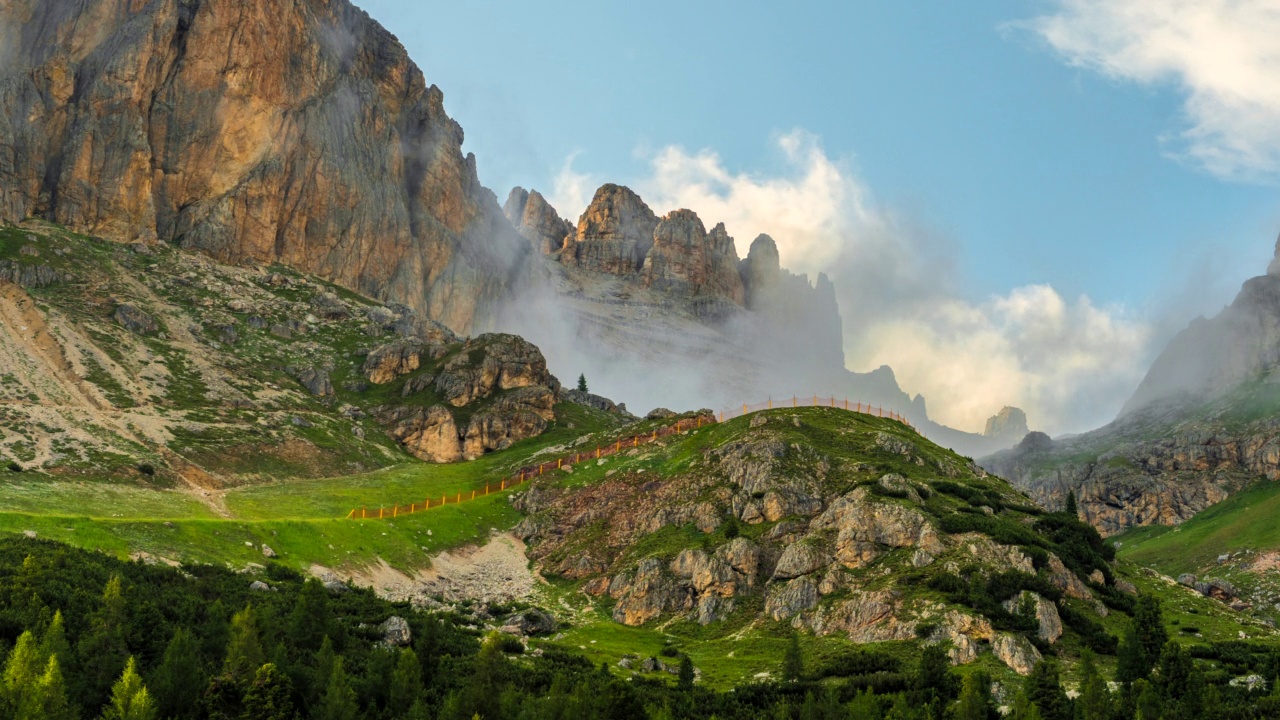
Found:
358,0 -> 1280,433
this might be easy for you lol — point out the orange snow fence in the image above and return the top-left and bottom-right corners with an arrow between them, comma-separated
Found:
345,396 -> 911,519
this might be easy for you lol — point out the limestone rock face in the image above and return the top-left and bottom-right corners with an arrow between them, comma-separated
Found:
811,486 -> 944,556
642,212 -> 745,306
504,188 -> 573,254
993,633 -> 1042,675
372,334 -> 560,462
983,407 -> 1029,441
0,0 -> 527,335
1002,591 -> 1063,644
560,184 -> 658,274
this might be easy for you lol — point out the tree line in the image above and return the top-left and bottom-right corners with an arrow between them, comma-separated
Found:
2,537 -> 1280,719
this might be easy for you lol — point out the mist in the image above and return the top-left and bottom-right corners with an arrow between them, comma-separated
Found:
522,129 -> 1162,435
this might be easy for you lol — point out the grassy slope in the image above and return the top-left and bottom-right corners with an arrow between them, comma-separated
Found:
1116,479 -> 1280,573
0,402 -> 624,571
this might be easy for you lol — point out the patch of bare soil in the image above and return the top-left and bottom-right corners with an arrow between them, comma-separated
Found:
319,532 -> 542,604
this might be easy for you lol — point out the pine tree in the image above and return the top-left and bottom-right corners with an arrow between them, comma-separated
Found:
1064,491 -> 1078,517
77,575 -> 130,711
2,631 -> 43,716
1116,622 -> 1149,685
1026,658 -> 1071,720
222,606 -> 264,683
314,658 -> 358,720
1132,595 -> 1169,669
149,628 -> 202,720
781,632 -> 804,682
1076,649 -> 1111,720
1134,679 -> 1162,720
287,579 -> 332,654
388,647 -> 423,716
21,655 -> 75,720
954,671 -> 994,720
847,688 -> 882,720
241,663 -> 295,720
102,656 -> 158,720
677,655 -> 695,691
577,374 -> 588,393
311,635 -> 338,707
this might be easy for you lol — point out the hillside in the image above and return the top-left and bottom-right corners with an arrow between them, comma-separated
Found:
509,405 -> 1187,678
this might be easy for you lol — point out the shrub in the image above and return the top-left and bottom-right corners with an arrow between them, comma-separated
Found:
136,462 -> 156,476
496,635 -> 525,654
6,461 -> 20,473
723,516 -> 740,539
658,643 -> 680,658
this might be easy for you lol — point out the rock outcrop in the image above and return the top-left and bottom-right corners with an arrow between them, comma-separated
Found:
560,185 -> 658,275
983,407 -> 1029,442
504,188 -> 574,254
0,0 -> 527,335
372,334 -> 560,462
641,213 -> 745,307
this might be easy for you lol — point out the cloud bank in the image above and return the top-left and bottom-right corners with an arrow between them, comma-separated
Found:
1022,0 -> 1280,180
551,132 -> 1153,435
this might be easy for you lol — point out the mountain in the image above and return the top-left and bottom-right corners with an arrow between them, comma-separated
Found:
984,237 -> 1280,536
0,220 -> 622,489
500,183 -> 1021,457
0,0 -> 528,334
0,0 -> 1027,464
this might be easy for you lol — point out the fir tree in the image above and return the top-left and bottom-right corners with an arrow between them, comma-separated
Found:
2,631 -> 43,716
76,575 -> 130,711
1132,595 -> 1169,668
388,647 -> 423,716
1117,622 -> 1149,685
221,606 -> 264,683
149,628 -> 202,720
314,658 -> 357,720
1076,649 -> 1111,720
677,655 -> 695,691
954,671 -> 995,720
240,663 -> 294,720
1064,491 -> 1078,517
1026,658 -> 1071,720
577,374 -> 588,393
288,579 -> 332,654
781,632 -> 804,682
102,656 -> 158,720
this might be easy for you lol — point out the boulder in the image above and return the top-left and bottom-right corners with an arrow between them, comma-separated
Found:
765,577 -> 819,620
291,366 -> 334,397
994,633 -> 1042,675
1002,591 -> 1063,644
772,542 -> 831,580
114,303 -> 159,335
379,616 -> 412,646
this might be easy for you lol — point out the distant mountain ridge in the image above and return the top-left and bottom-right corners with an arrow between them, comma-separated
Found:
983,237 -> 1280,535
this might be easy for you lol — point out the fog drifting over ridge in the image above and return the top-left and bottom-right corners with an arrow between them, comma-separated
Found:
549,131 -> 1155,436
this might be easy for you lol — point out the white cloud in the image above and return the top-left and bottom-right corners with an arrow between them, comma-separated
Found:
558,132 -> 1155,434
1022,0 -> 1280,180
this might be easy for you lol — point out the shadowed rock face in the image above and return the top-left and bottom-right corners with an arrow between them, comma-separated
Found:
504,188 -> 573,254
0,0 -> 527,335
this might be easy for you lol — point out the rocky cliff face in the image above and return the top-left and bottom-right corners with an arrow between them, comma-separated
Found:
0,0 -> 527,335
642,213 -> 745,309
504,188 -> 573,255
513,408 -> 1123,674
560,184 -> 659,275
984,407 -> 1029,443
